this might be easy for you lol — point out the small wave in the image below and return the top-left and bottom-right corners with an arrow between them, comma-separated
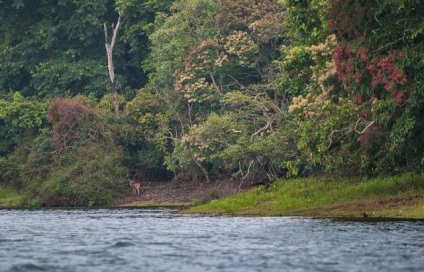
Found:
147,242 -> 174,246
0,239 -> 26,243
110,241 -> 135,248
9,263 -> 48,272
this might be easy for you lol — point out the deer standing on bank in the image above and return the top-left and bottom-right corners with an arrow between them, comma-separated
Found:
128,175 -> 141,196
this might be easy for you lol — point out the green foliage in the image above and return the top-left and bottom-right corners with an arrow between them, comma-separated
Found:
26,197 -> 42,208
0,0 -> 153,98
280,0 -> 424,176
190,189 -> 221,206
121,89 -> 170,172
1,0 -> 424,208
0,155 -> 19,186
40,143 -> 125,207
0,185 -> 24,208
166,88 -> 296,180
277,0 -> 331,97
96,93 -> 127,114
124,89 -> 162,134
0,98 -> 126,207
31,57 -> 109,98
0,92 -> 47,155
145,0 -> 288,181
328,0 -> 424,174
188,173 -> 424,215
280,0 -> 330,43
220,132 -> 296,180
147,0 -> 284,110
165,113 -> 243,172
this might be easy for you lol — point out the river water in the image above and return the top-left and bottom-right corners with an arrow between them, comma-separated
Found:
0,208 -> 423,272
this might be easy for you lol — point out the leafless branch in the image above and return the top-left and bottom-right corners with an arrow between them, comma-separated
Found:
327,119 -> 375,148
354,119 -> 375,134
327,127 -> 349,148
238,160 -> 255,189
209,72 -> 221,94
251,122 -> 272,141
373,21 -> 407,52
164,128 -> 178,141
227,75 -> 246,90
194,160 -> 210,183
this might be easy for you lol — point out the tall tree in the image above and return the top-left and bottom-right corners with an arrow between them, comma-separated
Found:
283,0 -> 424,175
145,0 -> 287,181
0,0 -> 151,99
104,11 -> 123,114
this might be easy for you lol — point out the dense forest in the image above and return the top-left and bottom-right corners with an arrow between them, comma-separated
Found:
1,0 -> 423,207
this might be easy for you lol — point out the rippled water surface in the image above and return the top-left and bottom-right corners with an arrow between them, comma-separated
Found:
0,209 -> 423,271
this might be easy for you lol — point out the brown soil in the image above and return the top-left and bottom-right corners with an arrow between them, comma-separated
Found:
114,179 -> 249,207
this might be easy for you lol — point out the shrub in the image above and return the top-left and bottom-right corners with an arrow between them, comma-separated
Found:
40,143 -> 125,207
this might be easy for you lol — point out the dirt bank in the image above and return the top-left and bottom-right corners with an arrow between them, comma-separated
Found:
114,179 -> 248,207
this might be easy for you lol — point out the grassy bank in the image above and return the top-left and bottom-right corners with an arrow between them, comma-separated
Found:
184,173 -> 424,219
0,185 -> 24,208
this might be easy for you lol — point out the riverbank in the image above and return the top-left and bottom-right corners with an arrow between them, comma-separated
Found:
0,179 -> 246,209
184,173 -> 424,219
115,179 -> 246,208
2,173 -> 423,219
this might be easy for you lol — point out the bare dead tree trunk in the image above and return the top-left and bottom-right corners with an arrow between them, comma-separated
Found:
104,11 -> 123,115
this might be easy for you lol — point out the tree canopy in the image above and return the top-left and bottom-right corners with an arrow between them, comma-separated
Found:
1,0 -> 423,206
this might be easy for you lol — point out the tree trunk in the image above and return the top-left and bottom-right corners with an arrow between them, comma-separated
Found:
104,12 -> 123,115
112,82 -> 119,115
194,160 -> 211,183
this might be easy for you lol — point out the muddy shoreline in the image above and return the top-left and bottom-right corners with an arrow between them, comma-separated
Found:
115,179 -> 249,207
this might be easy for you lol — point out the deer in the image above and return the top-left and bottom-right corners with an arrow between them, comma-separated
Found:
127,174 -> 141,196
